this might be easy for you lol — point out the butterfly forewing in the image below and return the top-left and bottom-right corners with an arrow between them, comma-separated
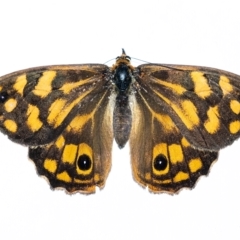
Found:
134,64 -> 240,150
0,65 -> 110,145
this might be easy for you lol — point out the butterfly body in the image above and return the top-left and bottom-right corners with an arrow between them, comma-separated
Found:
0,50 -> 240,194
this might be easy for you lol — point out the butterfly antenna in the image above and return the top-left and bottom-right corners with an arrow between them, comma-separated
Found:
104,58 -> 116,64
104,49 -> 128,64
122,49 -> 150,63
131,57 -> 150,64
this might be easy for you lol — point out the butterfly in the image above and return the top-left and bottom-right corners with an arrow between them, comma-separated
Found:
0,49 -> 239,194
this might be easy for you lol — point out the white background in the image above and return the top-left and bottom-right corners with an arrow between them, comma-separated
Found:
0,1 -> 240,239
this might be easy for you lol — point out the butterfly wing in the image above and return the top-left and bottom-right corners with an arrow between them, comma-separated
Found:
130,89 -> 218,193
29,99 -> 113,193
135,64 -> 240,150
130,64 -> 240,193
0,65 -> 114,193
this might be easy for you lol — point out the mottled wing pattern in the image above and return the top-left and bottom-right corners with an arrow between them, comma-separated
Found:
0,65 -> 114,193
0,65 -> 109,144
130,64 -> 240,193
1,50 -> 240,194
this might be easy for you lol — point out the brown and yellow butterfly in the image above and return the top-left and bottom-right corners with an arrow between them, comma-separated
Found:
0,49 -> 239,194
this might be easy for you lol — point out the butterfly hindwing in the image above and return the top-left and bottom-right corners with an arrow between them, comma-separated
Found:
29,101 -> 113,193
130,87 -> 218,193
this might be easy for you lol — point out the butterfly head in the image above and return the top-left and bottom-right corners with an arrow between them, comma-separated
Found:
112,49 -> 133,69
111,49 -> 135,92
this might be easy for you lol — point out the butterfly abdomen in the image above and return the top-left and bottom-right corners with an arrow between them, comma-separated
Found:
113,93 -> 132,148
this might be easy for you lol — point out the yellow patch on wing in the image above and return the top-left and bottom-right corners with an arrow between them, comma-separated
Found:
4,98 -> 17,112
173,171 -> 189,183
73,178 -> 93,185
145,172 -> 151,181
154,78 -> 186,94
66,90 -> 110,133
47,99 -> 66,124
219,75 -> 233,95
188,158 -> 202,173
33,71 -> 56,97
137,91 -> 176,132
67,114 -> 92,133
13,74 -> 27,96
43,159 -> 57,173
94,174 -> 100,182
181,100 -> 200,128
62,144 -> 78,164
152,178 -> 172,184
181,137 -> 190,147
56,171 -> 72,183
27,104 -> 43,132
204,106 -> 220,134
55,135 -> 65,149
153,89 -> 199,130
154,114 -> 176,132
3,119 -> 17,132
60,78 -> 93,94
168,144 -> 184,164
191,71 -> 212,99
158,179 -> 171,184
229,121 -> 240,134
79,143 -> 93,160
230,100 -> 240,114
47,89 -> 92,128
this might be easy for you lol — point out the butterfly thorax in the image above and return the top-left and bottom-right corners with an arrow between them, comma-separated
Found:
112,52 -> 134,148
113,64 -> 132,92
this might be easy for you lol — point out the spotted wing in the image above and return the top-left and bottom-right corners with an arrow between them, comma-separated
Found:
135,64 -> 240,150
0,64 -> 114,193
129,64 -> 240,193
0,65 -> 111,144
29,96 -> 113,193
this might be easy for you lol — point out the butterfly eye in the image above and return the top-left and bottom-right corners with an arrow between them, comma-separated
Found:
0,91 -> 9,103
153,154 -> 168,171
77,154 -> 92,171
125,55 -> 131,61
